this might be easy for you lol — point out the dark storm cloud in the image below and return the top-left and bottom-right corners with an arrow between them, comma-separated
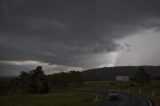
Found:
1,0 -> 160,73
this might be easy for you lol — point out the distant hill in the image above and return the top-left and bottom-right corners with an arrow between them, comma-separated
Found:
81,66 -> 160,80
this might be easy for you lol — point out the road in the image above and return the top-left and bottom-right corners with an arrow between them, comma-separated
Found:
73,89 -> 152,106
95,93 -> 151,106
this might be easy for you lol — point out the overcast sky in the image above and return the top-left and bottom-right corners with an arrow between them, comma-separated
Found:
1,0 -> 160,76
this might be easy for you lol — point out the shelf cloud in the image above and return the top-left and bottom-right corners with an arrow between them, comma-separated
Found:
0,0 -> 160,75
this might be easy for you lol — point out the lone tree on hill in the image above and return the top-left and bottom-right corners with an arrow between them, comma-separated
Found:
18,66 -> 49,93
134,67 -> 151,85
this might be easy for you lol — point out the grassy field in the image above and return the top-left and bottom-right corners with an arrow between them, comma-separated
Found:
0,91 -> 96,106
81,80 -> 160,106
0,80 -> 159,106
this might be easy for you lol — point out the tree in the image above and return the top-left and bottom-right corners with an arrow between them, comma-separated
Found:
29,66 -> 49,93
68,71 -> 82,87
134,67 -> 151,85
18,72 -> 30,92
47,71 -> 82,90
18,66 -> 49,93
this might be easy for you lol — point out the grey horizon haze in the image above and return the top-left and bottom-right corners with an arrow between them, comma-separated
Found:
1,0 -> 160,76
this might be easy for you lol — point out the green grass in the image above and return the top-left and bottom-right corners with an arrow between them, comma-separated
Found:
1,80 -> 160,106
0,91 -> 95,106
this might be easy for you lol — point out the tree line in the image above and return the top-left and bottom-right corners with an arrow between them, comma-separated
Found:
0,66 -> 154,95
0,66 -> 82,95
134,67 -> 151,85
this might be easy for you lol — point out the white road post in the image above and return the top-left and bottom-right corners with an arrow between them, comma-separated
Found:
152,91 -> 155,97
128,88 -> 130,92
140,88 -> 142,95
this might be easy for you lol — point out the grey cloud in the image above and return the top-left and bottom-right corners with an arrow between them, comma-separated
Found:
0,60 -> 83,76
0,0 -> 160,73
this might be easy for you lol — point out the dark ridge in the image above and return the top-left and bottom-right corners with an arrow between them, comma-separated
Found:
82,66 -> 160,80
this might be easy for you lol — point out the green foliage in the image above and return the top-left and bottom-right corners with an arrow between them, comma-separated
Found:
152,76 -> 160,80
18,66 -> 49,93
48,71 -> 82,90
17,67 -> 82,93
0,67 -> 82,94
0,78 -> 19,95
134,67 -> 151,85
18,72 -> 30,92
0,78 -> 11,95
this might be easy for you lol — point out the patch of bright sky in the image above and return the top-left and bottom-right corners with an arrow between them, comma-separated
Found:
115,27 -> 160,66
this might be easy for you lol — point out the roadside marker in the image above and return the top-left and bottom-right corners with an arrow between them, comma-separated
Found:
151,91 -> 155,97
140,88 -> 142,95
95,96 -> 98,101
128,88 -> 130,92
